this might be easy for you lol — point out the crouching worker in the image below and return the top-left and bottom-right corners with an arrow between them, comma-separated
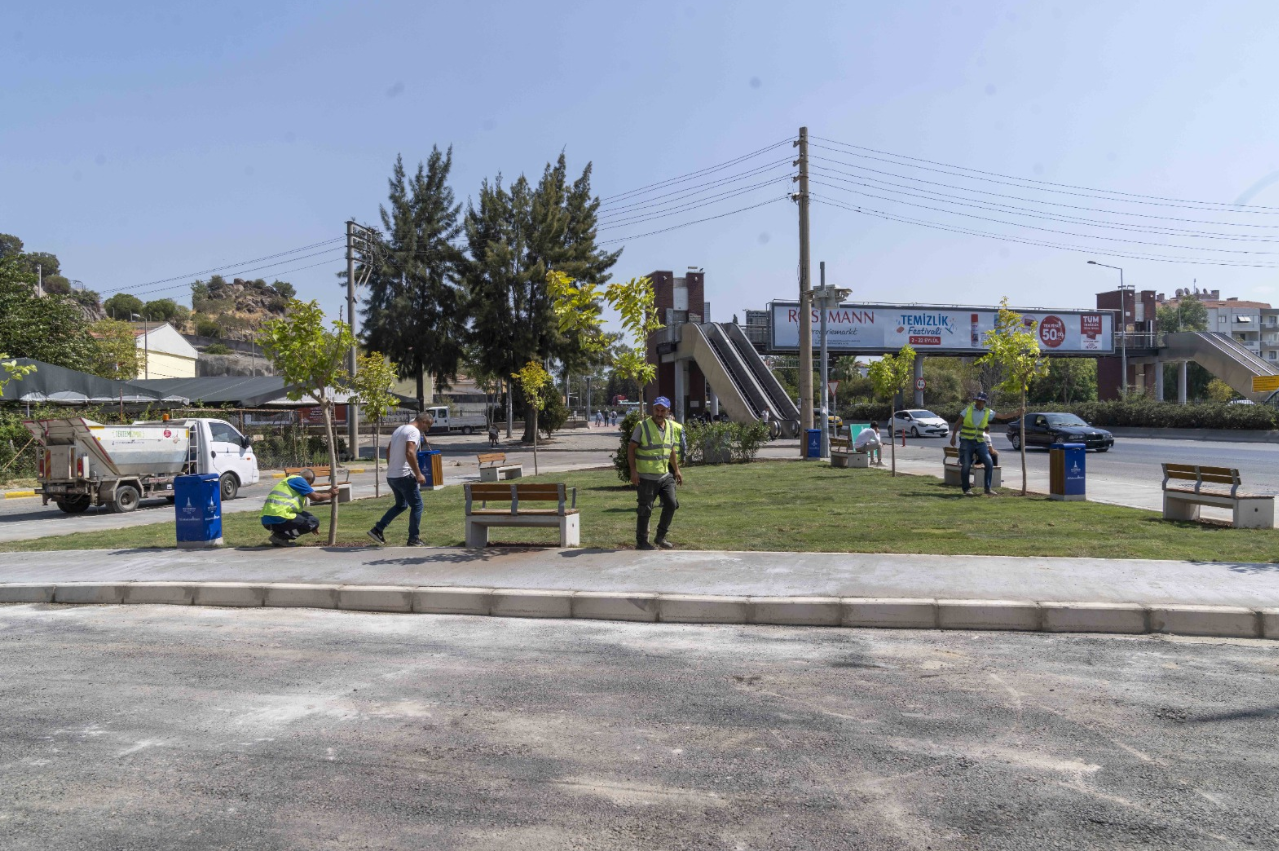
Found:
260,468 -> 339,547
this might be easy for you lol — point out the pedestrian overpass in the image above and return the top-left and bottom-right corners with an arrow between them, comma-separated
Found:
1154,332 -> 1278,402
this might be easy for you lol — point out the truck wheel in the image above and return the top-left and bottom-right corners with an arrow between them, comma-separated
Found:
110,484 -> 141,513
219,473 -> 239,501
56,495 -> 92,514
463,426 -> 474,435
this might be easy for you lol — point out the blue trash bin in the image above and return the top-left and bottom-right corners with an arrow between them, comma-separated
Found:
417,448 -> 442,488
806,428 -> 822,459
1049,442 -> 1086,502
174,473 -> 223,548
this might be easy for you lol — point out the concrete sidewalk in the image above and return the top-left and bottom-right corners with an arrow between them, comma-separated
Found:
2,546 -> 1276,639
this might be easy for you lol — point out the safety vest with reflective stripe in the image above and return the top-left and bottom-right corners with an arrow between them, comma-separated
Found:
960,405 -> 993,442
261,477 -> 306,521
634,417 -> 676,476
671,420 -> 685,464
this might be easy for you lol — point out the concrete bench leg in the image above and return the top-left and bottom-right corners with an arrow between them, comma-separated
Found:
1163,494 -> 1200,522
1233,497 -> 1275,529
559,514 -> 580,547
465,518 -> 490,548
479,467 -> 498,483
499,466 -> 523,480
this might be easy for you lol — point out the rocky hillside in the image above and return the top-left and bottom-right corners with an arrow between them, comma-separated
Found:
191,276 -> 294,341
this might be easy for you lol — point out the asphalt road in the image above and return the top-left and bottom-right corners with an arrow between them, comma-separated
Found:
2,605 -> 1277,850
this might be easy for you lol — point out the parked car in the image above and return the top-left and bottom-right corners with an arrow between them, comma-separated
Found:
813,409 -> 843,430
891,409 -> 949,438
1006,412 -> 1115,452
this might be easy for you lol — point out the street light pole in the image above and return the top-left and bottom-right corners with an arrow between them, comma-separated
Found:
1087,261 -> 1127,397
812,272 -> 852,462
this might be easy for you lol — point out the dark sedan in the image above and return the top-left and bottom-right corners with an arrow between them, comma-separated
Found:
1006,412 -> 1115,452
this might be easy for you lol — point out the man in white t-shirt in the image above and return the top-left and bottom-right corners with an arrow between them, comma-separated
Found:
367,411 -> 434,546
854,420 -> 884,465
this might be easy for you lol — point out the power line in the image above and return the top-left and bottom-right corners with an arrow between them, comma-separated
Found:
597,158 -> 794,217
597,177 -> 793,231
810,180 -> 1279,255
813,195 -> 1279,269
103,237 -> 346,297
811,135 -> 1279,213
809,167 -> 1279,243
808,155 -> 1279,231
598,138 -> 794,205
103,248 -> 347,300
601,195 -> 789,244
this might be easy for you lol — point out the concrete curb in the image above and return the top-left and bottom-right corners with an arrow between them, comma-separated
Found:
2,582 -> 1275,639
1106,426 -> 1279,445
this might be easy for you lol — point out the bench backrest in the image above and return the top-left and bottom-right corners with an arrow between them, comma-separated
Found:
943,447 -> 958,459
829,437 -> 850,450
476,452 -> 506,468
1161,463 -> 1241,497
285,466 -> 337,480
465,482 -> 576,515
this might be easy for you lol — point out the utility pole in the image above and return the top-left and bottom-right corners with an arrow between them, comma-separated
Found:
346,221 -> 359,461
819,261 -> 828,459
794,127 -> 813,455
36,263 -> 42,297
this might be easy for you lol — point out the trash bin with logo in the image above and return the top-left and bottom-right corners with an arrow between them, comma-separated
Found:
417,448 -> 445,490
805,428 -> 822,459
1049,442 -> 1086,502
173,473 -> 223,548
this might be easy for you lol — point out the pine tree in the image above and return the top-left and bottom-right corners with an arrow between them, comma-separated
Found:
362,148 -> 466,409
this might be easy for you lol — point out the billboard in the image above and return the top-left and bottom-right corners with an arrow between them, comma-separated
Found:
768,302 -> 1114,355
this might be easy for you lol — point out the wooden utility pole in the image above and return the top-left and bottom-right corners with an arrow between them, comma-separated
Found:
795,127 -> 813,455
346,221 -> 359,461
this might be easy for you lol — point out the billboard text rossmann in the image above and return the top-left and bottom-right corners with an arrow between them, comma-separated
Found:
769,302 -> 1114,355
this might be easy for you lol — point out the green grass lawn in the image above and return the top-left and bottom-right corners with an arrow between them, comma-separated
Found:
4,461 -> 1278,562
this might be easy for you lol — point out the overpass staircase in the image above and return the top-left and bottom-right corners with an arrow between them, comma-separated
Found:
1159,332 -> 1279,401
674,323 -> 802,436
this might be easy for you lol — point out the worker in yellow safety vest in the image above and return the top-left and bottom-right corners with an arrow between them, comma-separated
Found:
948,392 -> 1021,497
628,396 -> 683,550
260,468 -> 339,546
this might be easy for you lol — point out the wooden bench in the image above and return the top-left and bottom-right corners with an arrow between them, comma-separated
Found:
1161,463 -> 1274,529
942,446 -> 1002,489
477,452 -> 523,482
829,437 -> 869,468
283,466 -> 352,502
463,483 -> 580,547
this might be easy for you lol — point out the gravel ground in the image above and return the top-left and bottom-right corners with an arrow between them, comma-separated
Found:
1,605 -> 1277,850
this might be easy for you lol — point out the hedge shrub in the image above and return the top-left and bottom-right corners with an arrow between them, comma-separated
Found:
836,399 -> 1278,431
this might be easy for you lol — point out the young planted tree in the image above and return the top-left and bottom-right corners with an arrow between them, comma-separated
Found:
348,352 -> 399,498
511,360 -> 553,474
976,298 -> 1048,496
259,300 -> 355,544
867,344 -> 916,477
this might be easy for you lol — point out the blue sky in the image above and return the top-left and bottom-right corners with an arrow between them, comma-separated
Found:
4,0 -> 1279,327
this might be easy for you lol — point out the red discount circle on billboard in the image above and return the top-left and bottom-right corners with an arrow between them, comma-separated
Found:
1039,315 -> 1066,348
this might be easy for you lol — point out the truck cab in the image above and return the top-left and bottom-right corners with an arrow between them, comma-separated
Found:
179,419 -> 260,500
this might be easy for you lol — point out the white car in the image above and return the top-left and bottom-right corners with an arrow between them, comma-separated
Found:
892,409 -> 950,438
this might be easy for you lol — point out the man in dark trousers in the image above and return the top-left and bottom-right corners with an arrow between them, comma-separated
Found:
628,396 -> 683,550
260,468 -> 339,546
367,411 -> 434,546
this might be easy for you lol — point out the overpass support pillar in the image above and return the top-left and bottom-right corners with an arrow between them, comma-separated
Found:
674,360 -> 688,423
1154,357 -> 1164,402
708,384 -> 719,417
1178,361 -> 1188,405
913,356 -> 925,407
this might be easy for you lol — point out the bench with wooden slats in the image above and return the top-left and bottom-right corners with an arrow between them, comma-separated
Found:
828,436 -> 869,469
476,452 -> 523,482
941,445 -> 1002,489
284,465 -> 350,485
1160,463 -> 1274,529
463,482 -> 579,547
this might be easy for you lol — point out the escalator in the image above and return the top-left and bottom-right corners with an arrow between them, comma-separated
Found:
674,324 -> 802,437
1160,332 -> 1279,400
722,323 -> 802,435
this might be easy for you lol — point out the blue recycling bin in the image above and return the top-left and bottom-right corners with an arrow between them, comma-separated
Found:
805,428 -> 822,459
173,473 -> 223,548
417,448 -> 443,488
1049,443 -> 1086,502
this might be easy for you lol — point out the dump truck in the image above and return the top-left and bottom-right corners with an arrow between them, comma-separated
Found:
26,417 -> 260,514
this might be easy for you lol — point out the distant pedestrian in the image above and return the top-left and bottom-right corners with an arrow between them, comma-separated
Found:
368,411 -> 434,546
609,410 -> 617,427
488,423 -> 499,447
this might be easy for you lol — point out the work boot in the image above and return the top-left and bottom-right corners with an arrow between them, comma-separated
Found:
636,540 -> 656,550
654,537 -> 675,550
269,533 -> 292,547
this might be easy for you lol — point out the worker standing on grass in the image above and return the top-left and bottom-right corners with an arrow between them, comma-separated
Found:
948,392 -> 1020,497
629,396 -> 682,550
260,468 -> 339,547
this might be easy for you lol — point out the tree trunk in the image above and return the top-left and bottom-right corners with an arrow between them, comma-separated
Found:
1019,390 -> 1028,496
373,416 -> 381,499
505,378 -> 513,438
322,399 -> 340,545
889,406 -> 897,477
532,408 -> 539,475
415,371 -> 425,412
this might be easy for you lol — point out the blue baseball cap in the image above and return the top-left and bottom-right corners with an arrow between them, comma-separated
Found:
653,396 -> 671,409
975,392 -> 989,402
